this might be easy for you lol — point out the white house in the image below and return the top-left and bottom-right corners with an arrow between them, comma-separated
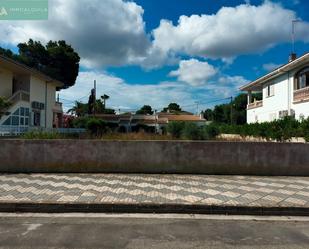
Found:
0,55 -> 64,129
240,53 -> 309,123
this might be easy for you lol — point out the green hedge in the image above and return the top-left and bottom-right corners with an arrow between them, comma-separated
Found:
218,116 -> 309,142
167,122 -> 219,140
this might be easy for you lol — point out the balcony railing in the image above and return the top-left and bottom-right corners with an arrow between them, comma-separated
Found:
247,100 -> 263,110
53,101 -> 63,113
294,86 -> 309,103
7,90 -> 30,104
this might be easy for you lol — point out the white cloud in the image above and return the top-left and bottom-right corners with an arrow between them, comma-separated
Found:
169,59 -> 217,86
59,70 -> 248,113
263,63 -> 282,71
149,1 -> 309,65
0,0 -> 149,68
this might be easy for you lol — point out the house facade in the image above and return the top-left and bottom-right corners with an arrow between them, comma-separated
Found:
0,55 -> 64,129
93,112 -> 206,133
240,53 -> 309,123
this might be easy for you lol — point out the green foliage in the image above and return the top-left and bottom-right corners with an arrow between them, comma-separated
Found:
182,123 -> 203,140
1,39 -> 80,89
162,103 -> 182,113
202,123 -> 220,140
86,118 -> 109,136
202,94 -> 261,125
136,105 -> 154,115
0,97 -> 11,119
21,131 -> 63,139
167,121 -> 185,138
67,101 -> 88,117
218,116 -> 308,141
72,117 -> 89,128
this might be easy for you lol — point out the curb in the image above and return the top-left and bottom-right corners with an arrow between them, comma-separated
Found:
0,203 -> 308,216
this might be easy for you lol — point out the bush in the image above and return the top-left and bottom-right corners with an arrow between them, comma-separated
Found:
167,121 -> 185,138
202,123 -> 219,140
217,116 -> 309,142
86,118 -> 109,136
22,131 -> 62,139
182,123 -> 203,140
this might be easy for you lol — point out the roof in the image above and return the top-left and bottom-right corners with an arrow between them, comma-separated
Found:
240,52 -> 309,91
94,113 -> 205,124
0,55 -> 65,88
159,114 -> 206,122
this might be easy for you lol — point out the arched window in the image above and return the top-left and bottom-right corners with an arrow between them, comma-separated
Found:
295,67 -> 309,90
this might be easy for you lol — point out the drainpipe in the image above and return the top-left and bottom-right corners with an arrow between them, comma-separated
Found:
45,81 -> 47,128
287,71 -> 291,115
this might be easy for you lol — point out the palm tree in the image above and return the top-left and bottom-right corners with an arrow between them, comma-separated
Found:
101,94 -> 110,109
67,101 -> 87,117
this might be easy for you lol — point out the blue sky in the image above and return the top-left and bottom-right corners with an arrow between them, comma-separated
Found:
1,0 -> 309,113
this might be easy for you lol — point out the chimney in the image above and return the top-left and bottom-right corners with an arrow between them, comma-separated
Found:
289,53 -> 297,62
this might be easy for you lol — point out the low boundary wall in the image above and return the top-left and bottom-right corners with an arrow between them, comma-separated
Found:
0,140 -> 309,176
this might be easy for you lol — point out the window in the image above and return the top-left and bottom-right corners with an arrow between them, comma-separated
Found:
1,107 -> 30,126
295,67 -> 309,90
33,112 -> 41,127
266,84 -> 275,97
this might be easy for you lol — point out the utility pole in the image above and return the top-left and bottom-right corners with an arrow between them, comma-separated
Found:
230,96 -> 233,125
195,101 -> 199,116
93,80 -> 96,116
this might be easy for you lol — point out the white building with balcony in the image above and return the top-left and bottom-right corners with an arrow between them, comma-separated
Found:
0,55 -> 64,129
240,53 -> 309,123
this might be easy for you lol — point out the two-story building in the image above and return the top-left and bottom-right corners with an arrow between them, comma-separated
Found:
240,53 -> 309,123
0,55 -> 64,129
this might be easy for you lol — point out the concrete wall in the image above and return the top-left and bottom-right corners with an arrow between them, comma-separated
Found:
0,140 -> 309,176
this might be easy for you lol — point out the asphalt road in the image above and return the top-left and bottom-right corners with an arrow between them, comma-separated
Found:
0,213 -> 309,249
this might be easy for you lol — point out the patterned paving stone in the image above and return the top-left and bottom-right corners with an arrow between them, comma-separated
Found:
0,174 -> 307,208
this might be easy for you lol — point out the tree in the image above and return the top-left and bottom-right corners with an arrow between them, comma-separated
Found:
101,94 -> 110,109
0,97 -> 11,119
67,101 -> 88,117
136,105 -> 154,115
203,109 -> 213,121
1,39 -> 80,89
162,103 -> 182,113
203,94 -> 249,125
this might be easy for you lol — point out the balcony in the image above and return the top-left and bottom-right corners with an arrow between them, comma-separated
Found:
294,86 -> 309,103
7,90 -> 30,104
247,100 -> 263,110
53,101 -> 63,113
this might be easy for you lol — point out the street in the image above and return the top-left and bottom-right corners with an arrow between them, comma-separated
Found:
0,213 -> 308,249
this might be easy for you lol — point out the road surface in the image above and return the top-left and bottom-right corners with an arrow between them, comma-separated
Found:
0,213 -> 308,248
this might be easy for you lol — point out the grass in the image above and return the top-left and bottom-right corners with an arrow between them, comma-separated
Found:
100,132 -> 173,140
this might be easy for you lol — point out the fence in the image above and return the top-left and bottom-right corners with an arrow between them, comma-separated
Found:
0,126 -> 86,136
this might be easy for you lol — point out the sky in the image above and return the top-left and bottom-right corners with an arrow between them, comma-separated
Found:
1,0 -> 309,113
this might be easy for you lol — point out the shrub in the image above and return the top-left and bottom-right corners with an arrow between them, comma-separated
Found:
86,118 -> 108,136
22,131 -> 62,139
167,121 -> 185,138
202,123 -> 220,140
182,123 -> 203,140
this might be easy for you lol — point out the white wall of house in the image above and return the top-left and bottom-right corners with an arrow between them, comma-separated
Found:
0,68 -> 13,98
30,75 -> 46,127
46,83 -> 57,128
247,64 -> 309,123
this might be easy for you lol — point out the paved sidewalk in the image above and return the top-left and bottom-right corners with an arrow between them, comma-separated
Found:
0,174 -> 308,214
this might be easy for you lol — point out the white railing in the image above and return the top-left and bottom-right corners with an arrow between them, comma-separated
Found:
0,126 -> 86,136
7,90 -> 30,104
247,100 -> 263,110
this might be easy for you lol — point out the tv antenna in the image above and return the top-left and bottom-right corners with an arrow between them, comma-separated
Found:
291,19 -> 301,54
